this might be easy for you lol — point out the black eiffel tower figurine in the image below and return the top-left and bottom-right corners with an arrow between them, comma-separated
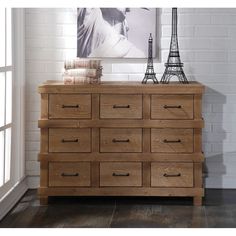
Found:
160,8 -> 188,84
142,33 -> 158,84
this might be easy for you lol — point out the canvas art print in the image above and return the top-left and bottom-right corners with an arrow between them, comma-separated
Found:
77,8 -> 157,58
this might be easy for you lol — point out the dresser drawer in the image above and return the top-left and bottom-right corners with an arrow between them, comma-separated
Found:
49,162 -> 91,187
49,94 -> 91,119
151,162 -> 193,187
100,128 -> 142,153
100,94 -> 142,119
100,162 -> 142,187
151,128 -> 193,153
151,95 -> 193,119
49,128 -> 91,152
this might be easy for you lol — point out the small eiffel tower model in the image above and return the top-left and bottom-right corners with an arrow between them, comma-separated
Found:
160,8 -> 188,84
142,33 -> 158,84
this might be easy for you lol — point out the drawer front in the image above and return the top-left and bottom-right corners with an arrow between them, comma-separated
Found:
151,128 -> 193,153
100,162 -> 142,187
49,128 -> 91,152
151,162 -> 193,187
100,94 -> 142,119
100,128 -> 142,153
49,94 -> 91,119
151,95 -> 193,119
49,162 -> 91,187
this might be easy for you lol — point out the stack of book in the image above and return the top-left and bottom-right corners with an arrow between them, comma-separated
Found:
63,58 -> 102,84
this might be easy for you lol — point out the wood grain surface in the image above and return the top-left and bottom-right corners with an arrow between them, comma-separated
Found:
38,81 -> 205,206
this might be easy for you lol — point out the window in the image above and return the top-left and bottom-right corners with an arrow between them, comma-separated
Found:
0,8 -> 12,188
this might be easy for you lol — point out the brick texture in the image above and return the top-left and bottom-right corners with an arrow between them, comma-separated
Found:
25,8 -> 236,188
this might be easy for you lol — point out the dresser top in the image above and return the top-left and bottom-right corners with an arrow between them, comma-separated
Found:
38,81 -> 204,94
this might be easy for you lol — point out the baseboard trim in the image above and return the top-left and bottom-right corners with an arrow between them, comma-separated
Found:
0,178 -> 28,221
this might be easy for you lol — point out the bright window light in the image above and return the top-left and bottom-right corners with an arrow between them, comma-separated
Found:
6,71 -> 12,124
0,8 -> 13,189
0,9 -> 5,67
6,8 -> 12,66
0,73 -> 5,127
0,131 -> 4,187
5,128 -> 11,183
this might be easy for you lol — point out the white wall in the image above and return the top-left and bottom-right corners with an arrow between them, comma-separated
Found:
25,8 -> 236,188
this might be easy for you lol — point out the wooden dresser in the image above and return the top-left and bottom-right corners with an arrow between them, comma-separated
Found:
38,81 -> 205,205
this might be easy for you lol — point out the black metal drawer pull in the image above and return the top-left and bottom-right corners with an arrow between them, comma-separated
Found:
112,138 -> 130,143
62,104 -> 79,108
163,139 -> 181,143
62,139 -> 79,143
113,173 -> 130,177
163,173 -> 181,177
163,105 -> 182,109
61,173 -> 79,177
113,105 -> 130,109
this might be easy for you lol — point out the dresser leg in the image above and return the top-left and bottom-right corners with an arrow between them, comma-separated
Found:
40,196 -> 48,205
193,196 -> 202,206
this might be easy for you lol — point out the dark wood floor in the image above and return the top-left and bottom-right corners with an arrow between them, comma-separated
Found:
1,189 -> 236,228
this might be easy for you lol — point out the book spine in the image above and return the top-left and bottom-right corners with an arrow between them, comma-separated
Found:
64,68 -> 102,79
63,76 -> 100,84
64,59 -> 101,69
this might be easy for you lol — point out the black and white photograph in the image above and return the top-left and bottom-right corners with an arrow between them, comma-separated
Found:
77,8 -> 157,58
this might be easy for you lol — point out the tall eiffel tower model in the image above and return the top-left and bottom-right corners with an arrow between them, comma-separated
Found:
142,33 -> 158,84
160,8 -> 188,84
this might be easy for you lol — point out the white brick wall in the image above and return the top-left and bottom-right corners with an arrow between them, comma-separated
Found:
25,8 -> 236,188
